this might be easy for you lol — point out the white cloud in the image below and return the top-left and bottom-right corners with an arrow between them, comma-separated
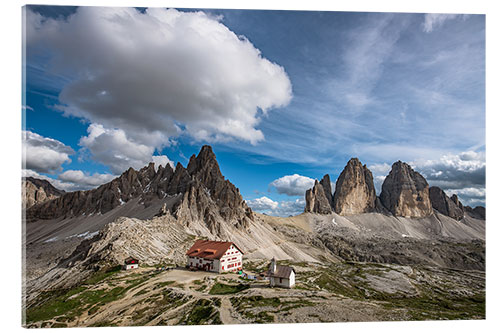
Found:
246,196 -> 279,211
151,155 -> 175,171
269,174 -> 315,196
27,7 -> 292,147
445,187 -> 485,198
358,144 -> 447,165
369,162 -> 391,175
23,169 -> 114,192
372,175 -> 386,195
411,151 -> 485,188
422,14 -> 467,33
58,170 -> 115,187
246,196 -> 305,217
79,124 -> 174,174
368,163 -> 391,194
22,130 -> 74,173
444,187 -> 485,208
22,169 -> 43,179
272,198 -> 306,217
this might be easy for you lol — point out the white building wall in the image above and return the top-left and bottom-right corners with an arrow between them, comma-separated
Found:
187,256 -> 220,272
124,264 -> 138,270
219,245 -> 243,273
270,272 -> 295,288
186,244 -> 243,273
273,277 -> 289,288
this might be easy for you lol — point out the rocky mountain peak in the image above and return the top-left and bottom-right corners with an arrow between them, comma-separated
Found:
304,177 -> 333,214
320,174 -> 333,207
464,205 -> 485,220
187,145 -> 221,175
450,194 -> 464,211
23,177 -> 65,209
198,144 -> 217,162
429,187 -> 486,220
26,145 -> 254,236
177,145 -> 253,230
144,162 -> 156,176
332,158 -> 377,215
429,186 -> 464,220
380,161 -> 433,218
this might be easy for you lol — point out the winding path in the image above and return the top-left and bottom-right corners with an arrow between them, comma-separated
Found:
219,297 -> 237,324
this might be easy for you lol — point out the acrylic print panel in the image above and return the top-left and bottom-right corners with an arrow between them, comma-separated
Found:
22,4 -> 485,328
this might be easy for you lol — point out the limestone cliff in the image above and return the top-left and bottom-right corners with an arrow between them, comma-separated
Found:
304,177 -> 333,214
26,145 -> 254,233
332,158 -> 377,215
380,161 -> 433,218
23,177 -> 64,209
429,186 -> 464,220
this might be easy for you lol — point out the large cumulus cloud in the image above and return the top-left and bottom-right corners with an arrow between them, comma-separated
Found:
78,124 -> 173,174
269,174 -> 315,196
22,130 -> 74,173
246,196 -> 279,211
27,7 -> 292,148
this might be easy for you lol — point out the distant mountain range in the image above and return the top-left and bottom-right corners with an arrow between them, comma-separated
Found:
25,145 -> 254,232
24,146 -> 484,223
305,158 -> 485,220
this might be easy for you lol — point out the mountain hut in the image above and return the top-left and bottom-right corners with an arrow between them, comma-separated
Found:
186,240 -> 243,273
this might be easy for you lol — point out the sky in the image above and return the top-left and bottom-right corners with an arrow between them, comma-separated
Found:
22,6 -> 485,216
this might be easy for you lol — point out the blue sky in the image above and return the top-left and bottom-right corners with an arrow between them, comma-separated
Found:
23,6 -> 485,216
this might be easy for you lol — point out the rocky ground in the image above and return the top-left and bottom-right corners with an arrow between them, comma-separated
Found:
24,259 -> 485,328
23,210 -> 485,328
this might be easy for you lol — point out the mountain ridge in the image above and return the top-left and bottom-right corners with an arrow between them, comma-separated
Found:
23,176 -> 65,209
26,146 -> 254,229
305,159 -> 485,220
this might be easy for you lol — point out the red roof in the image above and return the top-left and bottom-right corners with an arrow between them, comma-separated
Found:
186,240 -> 243,259
124,257 -> 139,265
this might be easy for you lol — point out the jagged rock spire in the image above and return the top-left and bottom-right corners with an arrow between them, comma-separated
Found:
304,178 -> 333,214
26,145 -> 254,233
429,186 -> 464,220
333,158 -> 377,216
163,145 -> 252,235
380,161 -> 433,218
320,174 -> 334,208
